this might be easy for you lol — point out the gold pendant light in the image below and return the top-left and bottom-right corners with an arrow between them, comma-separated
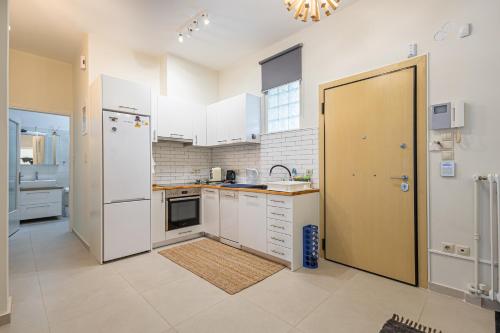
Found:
284,0 -> 340,22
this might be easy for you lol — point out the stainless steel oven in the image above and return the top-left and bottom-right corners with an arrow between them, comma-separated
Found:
165,188 -> 201,231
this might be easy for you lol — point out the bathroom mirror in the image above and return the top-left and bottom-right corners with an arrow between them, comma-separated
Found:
19,131 -> 58,165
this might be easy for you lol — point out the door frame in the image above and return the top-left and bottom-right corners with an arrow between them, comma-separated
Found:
319,55 -> 428,288
7,119 -> 20,237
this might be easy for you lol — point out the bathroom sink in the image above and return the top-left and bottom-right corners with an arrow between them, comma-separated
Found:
20,179 -> 57,189
266,181 -> 311,192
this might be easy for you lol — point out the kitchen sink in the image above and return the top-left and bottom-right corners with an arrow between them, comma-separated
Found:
220,183 -> 268,189
266,181 -> 311,192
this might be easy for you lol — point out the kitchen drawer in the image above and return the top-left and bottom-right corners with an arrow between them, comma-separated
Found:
267,205 -> 293,222
20,189 -> 62,205
165,225 -> 203,241
267,218 -> 292,235
267,230 -> 292,249
267,243 -> 292,262
267,195 -> 293,209
20,202 -> 62,220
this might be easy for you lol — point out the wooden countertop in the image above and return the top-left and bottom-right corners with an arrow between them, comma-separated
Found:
152,184 -> 319,196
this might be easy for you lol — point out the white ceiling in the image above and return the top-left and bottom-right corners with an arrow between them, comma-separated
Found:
9,0 -> 354,70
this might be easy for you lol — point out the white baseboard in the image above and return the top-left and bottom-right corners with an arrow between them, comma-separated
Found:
72,228 -> 89,249
0,297 -> 12,326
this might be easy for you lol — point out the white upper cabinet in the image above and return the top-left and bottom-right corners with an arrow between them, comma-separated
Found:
206,104 -> 218,146
101,75 -> 151,116
192,103 -> 207,146
206,93 -> 261,146
156,96 -> 194,141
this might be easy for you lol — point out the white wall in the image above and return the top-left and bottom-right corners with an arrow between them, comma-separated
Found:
0,0 -> 9,322
162,54 -> 219,105
72,35 -> 90,245
87,34 -> 162,95
218,0 -> 500,293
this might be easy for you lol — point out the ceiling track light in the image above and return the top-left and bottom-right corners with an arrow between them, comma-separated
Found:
177,11 -> 210,43
284,0 -> 340,22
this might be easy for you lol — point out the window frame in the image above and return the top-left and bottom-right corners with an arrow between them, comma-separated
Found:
263,80 -> 302,134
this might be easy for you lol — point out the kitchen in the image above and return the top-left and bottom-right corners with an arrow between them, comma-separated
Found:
1,0 -> 499,332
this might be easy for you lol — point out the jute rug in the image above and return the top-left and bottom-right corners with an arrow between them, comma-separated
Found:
159,238 -> 284,295
379,314 -> 442,333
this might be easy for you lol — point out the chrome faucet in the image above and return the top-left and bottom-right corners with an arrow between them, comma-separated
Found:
269,165 -> 292,181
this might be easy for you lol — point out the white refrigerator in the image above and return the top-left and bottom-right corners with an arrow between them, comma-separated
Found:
103,110 -> 151,261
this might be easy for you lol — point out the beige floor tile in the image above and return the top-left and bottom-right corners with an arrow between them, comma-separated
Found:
112,252 -> 190,293
240,269 -> 330,326
334,271 -> 429,319
419,292 -> 494,333
9,273 -> 42,304
49,292 -> 170,333
296,292 -> 387,333
143,275 -> 227,326
291,259 -> 358,293
0,298 -> 50,333
42,273 -> 136,325
175,296 -> 292,333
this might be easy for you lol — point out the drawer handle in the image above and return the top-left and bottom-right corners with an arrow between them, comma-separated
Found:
271,237 -> 285,243
270,199 -> 285,204
26,192 -> 50,195
270,224 -> 285,230
204,190 -> 216,193
27,205 -> 50,209
271,249 -> 285,256
178,230 -> 193,235
271,212 -> 285,217
118,105 -> 138,111
170,133 -> 184,137
243,194 -> 258,198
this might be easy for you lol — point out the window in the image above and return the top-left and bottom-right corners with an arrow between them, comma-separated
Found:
266,80 -> 300,133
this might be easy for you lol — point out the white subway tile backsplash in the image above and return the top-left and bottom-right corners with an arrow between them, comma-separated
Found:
152,127 -> 319,187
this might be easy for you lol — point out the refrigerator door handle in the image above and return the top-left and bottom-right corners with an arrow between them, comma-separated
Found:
107,198 -> 148,204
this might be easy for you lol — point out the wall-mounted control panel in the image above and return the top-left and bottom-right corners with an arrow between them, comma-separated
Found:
430,101 -> 465,130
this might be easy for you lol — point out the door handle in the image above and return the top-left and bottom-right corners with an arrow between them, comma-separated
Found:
390,175 -> 408,181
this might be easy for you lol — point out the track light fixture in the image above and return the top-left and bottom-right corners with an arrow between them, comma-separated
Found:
177,11 -> 210,44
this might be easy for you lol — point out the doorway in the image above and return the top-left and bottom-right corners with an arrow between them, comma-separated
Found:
8,109 -> 71,235
319,56 -> 428,287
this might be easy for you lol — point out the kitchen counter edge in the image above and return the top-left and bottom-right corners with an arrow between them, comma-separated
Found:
152,184 -> 319,196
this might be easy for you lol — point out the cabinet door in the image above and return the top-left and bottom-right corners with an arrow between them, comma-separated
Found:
151,191 -> 166,244
157,96 -> 193,140
193,104 -> 207,146
227,94 -> 246,143
206,105 -> 218,146
202,189 -> 219,236
239,192 -> 267,253
101,75 -> 151,115
219,191 -> 239,243
151,94 -> 158,142
215,102 -> 229,145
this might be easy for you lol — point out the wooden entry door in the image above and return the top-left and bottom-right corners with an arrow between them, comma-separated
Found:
324,67 -> 417,285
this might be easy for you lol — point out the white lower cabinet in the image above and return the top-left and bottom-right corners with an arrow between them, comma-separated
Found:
266,193 -> 320,271
151,191 -> 166,244
202,188 -> 220,236
238,192 -> 267,253
219,190 -> 239,245
19,188 -> 63,220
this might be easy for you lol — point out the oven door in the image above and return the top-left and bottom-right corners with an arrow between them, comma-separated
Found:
167,196 -> 200,231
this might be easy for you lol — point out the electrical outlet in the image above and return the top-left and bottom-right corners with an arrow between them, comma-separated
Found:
456,245 -> 470,256
441,131 -> 453,141
441,242 -> 455,253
